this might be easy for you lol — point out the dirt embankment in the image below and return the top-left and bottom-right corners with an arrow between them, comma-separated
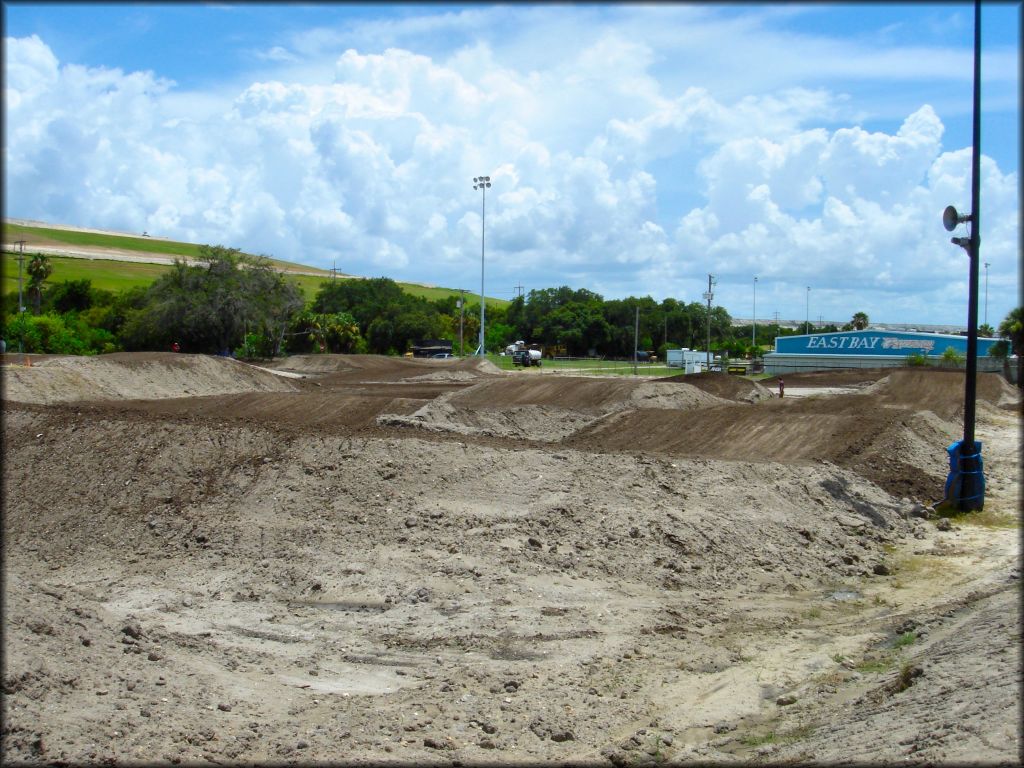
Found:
1,354 -> 299,404
2,355 -> 1019,765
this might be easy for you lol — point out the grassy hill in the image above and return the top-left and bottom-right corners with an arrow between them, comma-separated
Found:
2,220 -> 507,307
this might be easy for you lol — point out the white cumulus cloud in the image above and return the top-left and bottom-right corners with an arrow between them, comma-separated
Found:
2,6 -> 1019,326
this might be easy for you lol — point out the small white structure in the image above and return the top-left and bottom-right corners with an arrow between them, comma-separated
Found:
665,348 -> 710,374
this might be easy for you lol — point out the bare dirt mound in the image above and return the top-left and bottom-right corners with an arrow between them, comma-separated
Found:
2,353 -> 299,404
865,368 -> 1020,419
568,389 -> 961,501
264,354 -> 501,386
667,371 -> 774,402
109,392 -> 431,430
380,376 -> 731,441
768,368 -> 894,388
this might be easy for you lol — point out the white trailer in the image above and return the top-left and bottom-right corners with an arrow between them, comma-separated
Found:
665,348 -> 709,374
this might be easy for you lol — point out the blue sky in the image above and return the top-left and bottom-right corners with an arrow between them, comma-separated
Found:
3,2 -> 1020,327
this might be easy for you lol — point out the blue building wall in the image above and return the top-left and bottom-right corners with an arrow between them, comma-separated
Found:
774,330 -> 997,358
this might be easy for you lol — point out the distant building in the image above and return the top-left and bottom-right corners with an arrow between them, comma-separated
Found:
763,329 -> 1001,375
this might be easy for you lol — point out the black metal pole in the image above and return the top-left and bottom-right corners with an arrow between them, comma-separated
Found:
959,0 -> 983,510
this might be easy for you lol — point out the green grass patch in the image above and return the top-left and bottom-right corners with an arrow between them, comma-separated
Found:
892,631 -> 916,649
855,657 -> 895,674
487,354 -> 684,377
2,252 -> 171,294
892,553 -> 949,579
2,248 -> 501,308
946,507 -> 1019,530
740,730 -> 777,747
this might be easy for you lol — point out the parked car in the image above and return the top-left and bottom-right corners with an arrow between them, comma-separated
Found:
431,352 -> 455,359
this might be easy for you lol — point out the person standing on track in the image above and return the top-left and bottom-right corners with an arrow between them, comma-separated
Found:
778,377 -> 784,398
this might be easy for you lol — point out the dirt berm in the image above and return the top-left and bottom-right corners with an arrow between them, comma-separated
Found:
2,354 -> 1019,765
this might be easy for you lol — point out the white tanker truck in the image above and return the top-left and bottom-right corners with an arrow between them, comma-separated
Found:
505,340 -> 543,367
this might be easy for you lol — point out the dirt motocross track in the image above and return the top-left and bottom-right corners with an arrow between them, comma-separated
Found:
2,354 -> 1021,766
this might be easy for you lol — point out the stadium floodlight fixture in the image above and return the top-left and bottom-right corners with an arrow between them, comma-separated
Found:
472,176 -> 492,356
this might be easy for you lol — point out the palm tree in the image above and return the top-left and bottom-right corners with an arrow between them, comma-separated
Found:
998,307 -> 1023,388
978,323 -> 995,338
851,312 -> 869,330
26,254 -> 52,315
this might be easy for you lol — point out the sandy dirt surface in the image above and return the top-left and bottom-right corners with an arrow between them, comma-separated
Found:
2,354 -> 1020,766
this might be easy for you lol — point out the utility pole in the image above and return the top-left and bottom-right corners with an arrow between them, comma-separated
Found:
752,276 -> 757,348
633,305 -> 639,376
458,289 -> 465,357
703,274 -> 715,371
15,241 -> 26,354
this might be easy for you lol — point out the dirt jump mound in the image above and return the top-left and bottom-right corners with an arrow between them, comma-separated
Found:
667,371 -> 774,403
1,353 -> 299,404
379,376 -> 734,441
865,368 -> 1020,419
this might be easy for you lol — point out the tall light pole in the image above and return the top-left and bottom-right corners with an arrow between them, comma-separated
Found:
703,274 -> 715,371
472,175 -> 491,356
941,0 -> 984,511
805,286 -> 810,334
458,289 -> 465,357
752,276 -> 758,349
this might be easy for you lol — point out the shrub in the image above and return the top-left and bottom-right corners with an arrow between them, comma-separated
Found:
941,346 -> 965,367
906,351 -> 929,366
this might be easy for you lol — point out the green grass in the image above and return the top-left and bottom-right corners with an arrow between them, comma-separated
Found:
2,252 -> 171,295
2,219 -> 507,307
740,731 -> 777,747
855,657 -> 895,674
893,631 -> 916,649
3,222 -> 209,258
487,354 -> 684,376
945,507 -> 1020,530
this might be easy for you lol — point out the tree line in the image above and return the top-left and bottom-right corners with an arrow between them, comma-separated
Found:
2,248 -> 1020,363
